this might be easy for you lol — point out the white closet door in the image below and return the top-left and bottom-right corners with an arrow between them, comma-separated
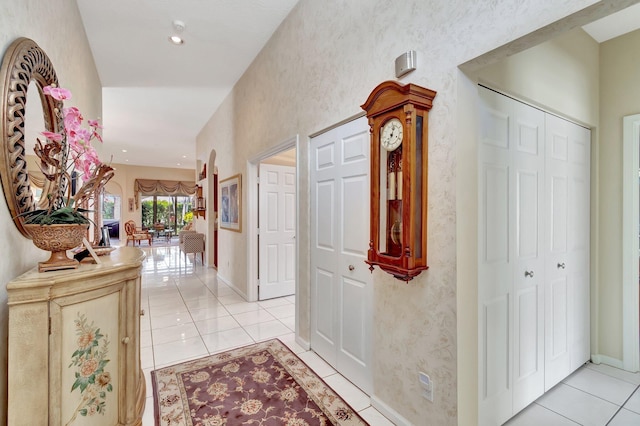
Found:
568,123 -> 590,372
479,86 -> 592,424
310,116 -> 372,394
510,99 -> 546,414
544,114 -> 591,389
478,87 -> 545,424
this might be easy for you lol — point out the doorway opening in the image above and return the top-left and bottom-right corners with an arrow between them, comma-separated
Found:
246,136 -> 299,303
623,113 -> 640,372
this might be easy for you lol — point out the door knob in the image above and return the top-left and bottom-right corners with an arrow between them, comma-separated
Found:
557,262 -> 565,269
524,270 -> 534,278
348,264 -> 355,271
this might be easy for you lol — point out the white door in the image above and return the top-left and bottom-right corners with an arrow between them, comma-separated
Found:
310,116 -> 372,394
544,114 -> 591,389
259,163 -> 296,300
479,86 -> 546,424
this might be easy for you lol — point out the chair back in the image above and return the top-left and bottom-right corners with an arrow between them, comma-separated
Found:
124,220 -> 136,236
181,232 -> 205,254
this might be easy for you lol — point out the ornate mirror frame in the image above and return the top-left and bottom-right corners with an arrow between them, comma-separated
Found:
0,38 -> 63,237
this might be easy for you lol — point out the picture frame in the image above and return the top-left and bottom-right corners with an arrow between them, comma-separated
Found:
128,197 -> 134,212
220,174 -> 242,232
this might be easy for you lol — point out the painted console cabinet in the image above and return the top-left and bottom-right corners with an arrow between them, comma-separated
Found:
6,247 -> 146,425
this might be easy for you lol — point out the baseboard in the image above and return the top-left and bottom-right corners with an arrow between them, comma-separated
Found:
295,335 -> 310,351
216,274 -> 249,301
591,353 -> 624,369
370,395 -> 412,426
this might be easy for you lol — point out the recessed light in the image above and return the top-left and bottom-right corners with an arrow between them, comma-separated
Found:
122,149 -> 127,153
177,163 -> 181,166
182,155 -> 187,159
169,20 -> 186,45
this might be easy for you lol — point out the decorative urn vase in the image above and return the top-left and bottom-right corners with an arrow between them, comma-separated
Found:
25,223 -> 89,272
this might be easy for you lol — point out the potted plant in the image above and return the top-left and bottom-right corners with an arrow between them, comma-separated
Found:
20,85 -> 114,272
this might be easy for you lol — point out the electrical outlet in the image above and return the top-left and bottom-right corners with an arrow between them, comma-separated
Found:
419,371 -> 434,402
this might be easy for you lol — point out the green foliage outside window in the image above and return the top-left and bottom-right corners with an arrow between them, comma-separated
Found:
141,196 -> 192,230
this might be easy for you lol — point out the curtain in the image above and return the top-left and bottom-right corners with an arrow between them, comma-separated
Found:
134,179 -> 197,208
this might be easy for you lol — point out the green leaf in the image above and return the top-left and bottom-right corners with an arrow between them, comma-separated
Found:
80,409 -> 87,416
107,384 -> 112,392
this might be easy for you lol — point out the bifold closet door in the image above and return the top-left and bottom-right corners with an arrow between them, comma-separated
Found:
478,87 -> 546,425
544,114 -> 591,390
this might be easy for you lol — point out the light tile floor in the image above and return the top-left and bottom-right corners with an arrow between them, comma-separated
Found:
138,245 -> 394,425
139,245 -> 640,426
505,362 -> 640,426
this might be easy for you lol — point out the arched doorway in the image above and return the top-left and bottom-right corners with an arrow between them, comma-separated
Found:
207,149 -> 218,268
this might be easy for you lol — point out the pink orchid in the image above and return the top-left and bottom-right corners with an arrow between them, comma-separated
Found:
43,85 -> 72,101
88,119 -> 103,130
63,107 -> 83,127
33,86 -> 110,214
41,131 -> 63,142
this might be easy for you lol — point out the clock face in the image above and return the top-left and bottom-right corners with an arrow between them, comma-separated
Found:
380,118 -> 403,151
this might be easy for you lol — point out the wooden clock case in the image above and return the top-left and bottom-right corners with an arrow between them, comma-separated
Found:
361,80 -> 436,281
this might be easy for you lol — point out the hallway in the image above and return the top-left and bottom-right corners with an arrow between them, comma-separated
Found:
138,245 -> 393,425
137,244 -> 640,425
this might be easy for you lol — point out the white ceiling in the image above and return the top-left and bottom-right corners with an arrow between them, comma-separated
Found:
581,2 -> 640,42
75,1 -> 638,171
75,0 -> 299,170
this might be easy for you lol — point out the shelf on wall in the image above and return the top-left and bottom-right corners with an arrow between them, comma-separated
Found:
194,185 -> 206,219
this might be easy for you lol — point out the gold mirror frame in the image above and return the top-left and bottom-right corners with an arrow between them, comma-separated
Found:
0,38 -> 63,237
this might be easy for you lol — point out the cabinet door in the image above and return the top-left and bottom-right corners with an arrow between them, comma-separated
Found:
49,284 -> 125,426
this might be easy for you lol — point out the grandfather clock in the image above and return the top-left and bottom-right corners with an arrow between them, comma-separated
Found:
361,81 -> 436,281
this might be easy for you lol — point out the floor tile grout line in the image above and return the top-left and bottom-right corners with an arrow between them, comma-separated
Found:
561,379 -> 635,407
605,384 -> 640,425
531,403 -> 582,425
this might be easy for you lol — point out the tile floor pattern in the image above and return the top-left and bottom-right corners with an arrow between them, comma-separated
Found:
503,362 -> 640,425
139,246 -> 640,426
139,245 -> 394,425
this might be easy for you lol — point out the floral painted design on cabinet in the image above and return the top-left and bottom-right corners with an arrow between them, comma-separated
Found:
66,313 -> 113,424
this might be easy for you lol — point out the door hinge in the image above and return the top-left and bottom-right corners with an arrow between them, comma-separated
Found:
48,317 -> 52,335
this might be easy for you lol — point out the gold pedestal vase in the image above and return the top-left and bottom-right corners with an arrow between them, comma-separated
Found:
25,223 -> 89,272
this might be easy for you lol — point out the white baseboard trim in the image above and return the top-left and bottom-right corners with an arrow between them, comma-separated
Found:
295,335 -> 310,351
370,395 -> 411,426
217,274 -> 248,301
591,353 -> 624,369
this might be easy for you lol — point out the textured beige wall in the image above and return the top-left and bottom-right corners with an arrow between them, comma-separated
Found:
0,0 -> 101,423
196,1 -> 621,424
476,28 -> 600,126
598,28 -> 640,361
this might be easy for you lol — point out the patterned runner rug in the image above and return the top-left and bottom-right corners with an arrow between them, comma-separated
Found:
151,339 -> 368,425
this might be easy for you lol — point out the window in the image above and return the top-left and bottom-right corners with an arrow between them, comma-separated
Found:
141,195 -> 193,231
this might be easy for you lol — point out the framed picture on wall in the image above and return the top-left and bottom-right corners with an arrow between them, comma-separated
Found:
220,174 -> 242,232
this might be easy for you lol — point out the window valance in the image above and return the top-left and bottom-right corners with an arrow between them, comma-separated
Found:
134,179 -> 197,208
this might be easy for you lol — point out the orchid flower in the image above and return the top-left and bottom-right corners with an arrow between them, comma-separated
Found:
26,84 -> 112,221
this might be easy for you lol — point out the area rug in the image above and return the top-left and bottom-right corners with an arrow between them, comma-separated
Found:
151,339 -> 368,425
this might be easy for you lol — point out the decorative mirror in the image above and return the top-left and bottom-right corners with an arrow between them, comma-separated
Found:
0,38 -> 63,237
